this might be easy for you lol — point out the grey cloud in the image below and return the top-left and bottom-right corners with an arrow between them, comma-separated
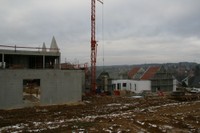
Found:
0,0 -> 200,65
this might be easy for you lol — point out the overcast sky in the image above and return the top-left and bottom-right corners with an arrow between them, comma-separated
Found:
0,0 -> 200,66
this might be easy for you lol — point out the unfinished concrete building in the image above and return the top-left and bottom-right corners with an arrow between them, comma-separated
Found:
96,71 -> 112,94
0,37 -> 84,109
151,66 -> 175,92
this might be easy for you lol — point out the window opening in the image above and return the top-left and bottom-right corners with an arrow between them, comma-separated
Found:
23,79 -> 40,103
112,84 -> 116,90
117,83 -> 121,90
123,83 -> 127,87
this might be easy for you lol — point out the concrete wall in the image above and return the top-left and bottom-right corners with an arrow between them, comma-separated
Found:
112,79 -> 151,93
0,69 -> 84,109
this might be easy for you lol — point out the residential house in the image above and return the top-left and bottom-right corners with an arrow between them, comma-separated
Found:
128,66 -> 175,92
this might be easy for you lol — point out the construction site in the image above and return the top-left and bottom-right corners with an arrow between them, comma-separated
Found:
0,37 -> 84,109
1,0 -> 200,132
0,96 -> 200,132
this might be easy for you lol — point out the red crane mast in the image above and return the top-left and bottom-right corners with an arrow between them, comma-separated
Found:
91,0 -> 103,93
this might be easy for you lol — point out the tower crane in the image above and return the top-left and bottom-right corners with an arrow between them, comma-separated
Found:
91,0 -> 103,93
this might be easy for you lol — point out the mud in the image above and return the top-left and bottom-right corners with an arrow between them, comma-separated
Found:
0,96 -> 200,133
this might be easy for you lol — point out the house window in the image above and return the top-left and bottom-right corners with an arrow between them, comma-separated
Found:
117,83 -> 121,90
123,83 -> 127,87
135,84 -> 137,91
112,84 -> 116,90
23,79 -> 41,103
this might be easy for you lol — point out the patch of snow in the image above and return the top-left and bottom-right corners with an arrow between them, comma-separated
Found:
124,103 -> 132,106
132,96 -> 143,98
136,120 -> 145,125
84,101 -> 91,104
59,119 -> 64,123
73,125 -> 78,129
176,113 -> 183,115
107,103 -> 121,106
108,126 -> 113,130
148,123 -> 157,128
0,123 -> 26,132
54,112 -> 61,115
103,128 -> 112,133
33,122 -> 42,126
48,125 -> 60,129
120,105 -> 129,109
12,124 -> 23,129
163,125 -> 173,129
35,109 -> 48,113
105,129 -> 112,133
29,129 -> 42,132
46,121 -> 53,125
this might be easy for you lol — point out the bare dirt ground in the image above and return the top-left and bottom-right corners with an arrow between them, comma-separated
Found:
0,96 -> 200,133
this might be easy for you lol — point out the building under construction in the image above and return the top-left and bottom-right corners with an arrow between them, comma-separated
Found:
128,66 -> 175,92
0,37 -> 84,109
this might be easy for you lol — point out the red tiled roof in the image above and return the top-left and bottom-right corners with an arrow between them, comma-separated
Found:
128,67 -> 141,79
140,66 -> 160,80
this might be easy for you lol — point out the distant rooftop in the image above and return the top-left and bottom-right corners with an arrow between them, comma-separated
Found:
140,66 -> 160,80
128,67 -> 141,79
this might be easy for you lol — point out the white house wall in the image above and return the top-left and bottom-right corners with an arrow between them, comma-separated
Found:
112,80 -> 151,93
